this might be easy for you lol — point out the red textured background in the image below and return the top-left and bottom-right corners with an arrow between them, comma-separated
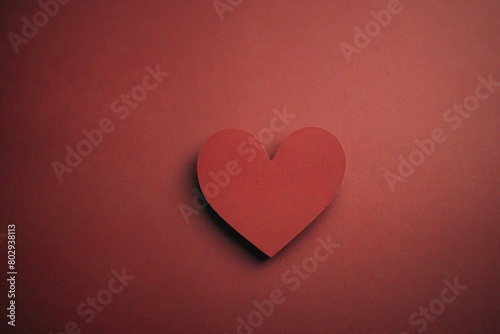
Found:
1,1 -> 499,333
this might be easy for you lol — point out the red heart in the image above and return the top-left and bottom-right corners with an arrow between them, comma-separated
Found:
197,127 -> 346,257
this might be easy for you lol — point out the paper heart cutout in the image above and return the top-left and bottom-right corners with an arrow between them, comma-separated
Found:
197,127 -> 346,257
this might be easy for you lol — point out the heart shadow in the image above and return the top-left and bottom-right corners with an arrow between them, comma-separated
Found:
189,156 -> 269,262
